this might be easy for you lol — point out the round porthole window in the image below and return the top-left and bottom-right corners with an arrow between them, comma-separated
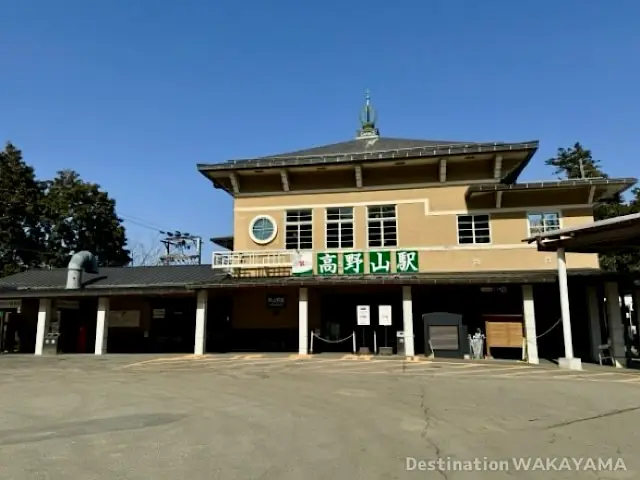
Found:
249,215 -> 277,245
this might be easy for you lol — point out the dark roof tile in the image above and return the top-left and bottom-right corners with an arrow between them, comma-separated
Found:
0,265 -> 228,291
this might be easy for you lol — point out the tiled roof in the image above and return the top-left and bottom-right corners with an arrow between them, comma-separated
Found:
261,137 -> 480,159
197,137 -> 538,173
0,265 -> 228,291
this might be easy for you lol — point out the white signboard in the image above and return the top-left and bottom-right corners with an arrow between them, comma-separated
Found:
109,310 -> 141,328
292,252 -> 313,276
356,305 -> 370,326
379,305 -> 392,326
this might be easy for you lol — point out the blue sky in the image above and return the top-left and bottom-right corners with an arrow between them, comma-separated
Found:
2,1 -> 639,261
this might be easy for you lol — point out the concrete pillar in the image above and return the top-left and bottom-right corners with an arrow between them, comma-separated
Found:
557,248 -> 581,370
586,286 -> 603,363
522,285 -> 539,364
35,299 -> 52,355
604,282 -> 626,368
194,290 -> 208,355
94,297 -> 110,355
298,287 -> 308,355
402,286 -> 415,357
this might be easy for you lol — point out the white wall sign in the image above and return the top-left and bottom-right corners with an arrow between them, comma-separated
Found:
152,309 -> 165,319
109,310 -> 141,328
357,305 -> 370,326
379,305 -> 392,326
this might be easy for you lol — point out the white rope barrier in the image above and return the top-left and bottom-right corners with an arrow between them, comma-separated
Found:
310,331 -> 356,354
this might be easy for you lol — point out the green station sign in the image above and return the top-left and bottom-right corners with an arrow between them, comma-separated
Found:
315,250 -> 419,276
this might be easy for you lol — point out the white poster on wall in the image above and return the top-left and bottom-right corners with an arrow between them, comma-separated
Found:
379,305 -> 392,326
356,305 -> 370,326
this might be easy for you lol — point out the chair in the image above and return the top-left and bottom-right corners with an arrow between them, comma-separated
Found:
598,343 -> 613,366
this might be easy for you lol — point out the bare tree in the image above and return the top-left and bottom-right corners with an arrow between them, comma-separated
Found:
128,239 -> 164,266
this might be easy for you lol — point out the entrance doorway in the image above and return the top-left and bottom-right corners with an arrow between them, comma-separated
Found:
319,289 -> 402,353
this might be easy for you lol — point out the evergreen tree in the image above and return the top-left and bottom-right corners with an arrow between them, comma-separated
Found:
545,142 -> 606,179
0,142 -> 45,276
41,170 -> 131,267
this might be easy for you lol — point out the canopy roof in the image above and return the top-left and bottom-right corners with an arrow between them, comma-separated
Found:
524,212 -> 640,253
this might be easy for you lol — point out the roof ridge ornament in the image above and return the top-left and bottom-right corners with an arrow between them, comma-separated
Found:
356,89 -> 380,140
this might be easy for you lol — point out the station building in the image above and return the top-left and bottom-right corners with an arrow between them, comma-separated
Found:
0,94 -> 639,368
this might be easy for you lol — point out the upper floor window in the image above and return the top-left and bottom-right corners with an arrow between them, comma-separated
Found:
367,205 -> 397,247
285,209 -> 313,250
457,214 -> 491,244
528,212 -> 560,236
326,207 -> 354,249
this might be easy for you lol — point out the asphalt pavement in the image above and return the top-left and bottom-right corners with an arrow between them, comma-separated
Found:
0,354 -> 638,479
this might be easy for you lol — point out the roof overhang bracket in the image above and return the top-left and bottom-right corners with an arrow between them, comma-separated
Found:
229,173 -> 240,195
588,185 -> 596,203
495,191 -> 503,208
494,154 -> 503,179
355,165 -> 363,188
280,170 -> 290,192
439,159 -> 447,182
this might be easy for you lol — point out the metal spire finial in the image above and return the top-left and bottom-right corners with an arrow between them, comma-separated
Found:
356,89 -> 379,139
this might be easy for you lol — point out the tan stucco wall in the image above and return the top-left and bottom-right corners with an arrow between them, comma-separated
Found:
231,186 -> 599,272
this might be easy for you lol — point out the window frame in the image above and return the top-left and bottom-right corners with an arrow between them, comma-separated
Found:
526,211 -> 562,237
284,208 -> 314,250
324,206 -> 355,250
366,204 -> 399,249
248,215 -> 278,245
456,213 -> 492,245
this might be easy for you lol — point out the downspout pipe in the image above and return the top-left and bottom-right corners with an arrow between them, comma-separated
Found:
66,251 -> 99,289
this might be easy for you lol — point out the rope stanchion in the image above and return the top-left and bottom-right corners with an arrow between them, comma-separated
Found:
310,331 -> 356,354
524,317 -> 562,362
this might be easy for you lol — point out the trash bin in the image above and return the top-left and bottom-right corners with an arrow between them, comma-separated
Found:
42,333 -> 61,355
396,331 -> 405,356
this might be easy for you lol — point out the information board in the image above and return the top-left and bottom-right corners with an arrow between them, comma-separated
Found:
378,305 -> 392,326
356,305 -> 370,326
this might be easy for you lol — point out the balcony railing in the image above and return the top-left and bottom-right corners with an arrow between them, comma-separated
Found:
211,250 -> 294,270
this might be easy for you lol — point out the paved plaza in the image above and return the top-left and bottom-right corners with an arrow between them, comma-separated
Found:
0,354 -> 639,479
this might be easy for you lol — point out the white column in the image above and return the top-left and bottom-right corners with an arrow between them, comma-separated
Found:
586,286 -> 603,363
522,285 -> 539,364
402,286 -> 415,357
35,298 -> 52,355
298,287 -> 309,355
557,248 -> 581,369
604,282 -> 626,368
194,290 -> 208,355
94,297 -> 110,355
634,288 -> 640,332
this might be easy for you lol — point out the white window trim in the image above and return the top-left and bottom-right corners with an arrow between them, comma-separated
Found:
324,206 -> 355,250
456,213 -> 492,245
248,215 -> 278,245
526,211 -> 562,237
365,204 -> 399,248
285,209 -> 313,250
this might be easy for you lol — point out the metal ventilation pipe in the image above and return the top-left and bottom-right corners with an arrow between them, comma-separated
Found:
66,251 -> 99,289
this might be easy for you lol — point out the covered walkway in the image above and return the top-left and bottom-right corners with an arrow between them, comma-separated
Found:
525,212 -> 640,370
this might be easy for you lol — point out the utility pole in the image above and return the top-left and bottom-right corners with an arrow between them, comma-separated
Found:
579,158 -> 586,179
159,231 -> 202,265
